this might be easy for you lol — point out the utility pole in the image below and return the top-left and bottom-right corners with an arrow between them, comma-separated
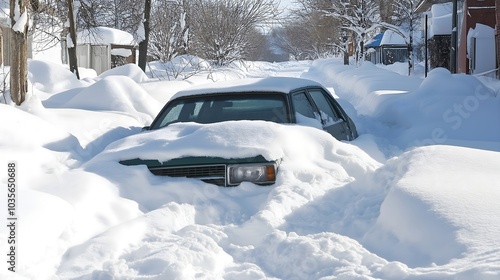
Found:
450,0 -> 458,73
425,14 -> 428,78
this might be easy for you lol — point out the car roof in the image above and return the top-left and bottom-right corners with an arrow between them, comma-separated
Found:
172,77 -> 325,99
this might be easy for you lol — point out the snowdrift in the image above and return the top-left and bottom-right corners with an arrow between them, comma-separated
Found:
1,58 -> 499,279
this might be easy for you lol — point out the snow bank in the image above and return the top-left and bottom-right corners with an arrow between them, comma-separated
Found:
303,59 -> 500,152
55,119 -> 383,279
98,63 -> 150,83
0,104 -> 79,150
365,145 -> 500,274
3,55 -> 500,280
28,60 -> 90,93
377,68 -> 500,148
64,75 -> 162,124
0,104 -> 142,278
56,203 -> 227,279
302,59 -> 422,117
9,170 -> 142,279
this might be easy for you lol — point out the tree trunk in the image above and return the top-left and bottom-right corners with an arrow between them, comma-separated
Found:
138,0 -> 151,72
343,50 -> 349,65
408,1 -> 414,76
408,38 -> 413,76
67,0 -> 80,79
10,0 -> 29,106
343,33 -> 349,65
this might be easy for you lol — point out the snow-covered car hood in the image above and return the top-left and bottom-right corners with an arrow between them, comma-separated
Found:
91,121 -> 376,172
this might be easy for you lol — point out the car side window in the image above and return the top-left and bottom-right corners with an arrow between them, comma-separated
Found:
308,90 -> 341,125
292,92 -> 316,119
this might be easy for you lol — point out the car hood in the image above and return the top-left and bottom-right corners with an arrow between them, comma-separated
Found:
86,120 -> 381,186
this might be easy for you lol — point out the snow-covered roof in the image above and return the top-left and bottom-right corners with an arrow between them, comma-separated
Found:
380,30 -> 406,45
366,31 -> 406,48
172,77 -> 324,99
430,3 -> 452,36
77,26 -> 137,46
365,33 -> 384,48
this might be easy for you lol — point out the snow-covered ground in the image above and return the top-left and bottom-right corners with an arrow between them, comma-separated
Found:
1,57 -> 500,280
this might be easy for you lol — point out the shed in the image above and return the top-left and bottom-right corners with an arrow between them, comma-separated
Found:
0,13 -> 33,66
65,26 -> 137,75
365,31 -> 407,65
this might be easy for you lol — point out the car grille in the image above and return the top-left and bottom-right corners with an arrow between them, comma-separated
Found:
149,164 -> 227,186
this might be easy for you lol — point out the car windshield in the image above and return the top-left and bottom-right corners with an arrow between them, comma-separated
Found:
151,93 -> 289,129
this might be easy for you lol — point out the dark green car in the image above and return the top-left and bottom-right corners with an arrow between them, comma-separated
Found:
120,77 -> 357,186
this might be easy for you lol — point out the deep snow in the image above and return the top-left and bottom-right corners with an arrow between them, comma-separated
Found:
1,57 -> 500,280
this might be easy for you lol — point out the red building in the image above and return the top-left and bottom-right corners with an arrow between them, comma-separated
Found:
496,1 -> 500,78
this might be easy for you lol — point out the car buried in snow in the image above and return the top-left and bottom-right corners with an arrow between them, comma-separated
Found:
120,77 -> 358,186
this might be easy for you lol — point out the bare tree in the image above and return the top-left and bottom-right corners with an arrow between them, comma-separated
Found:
76,0 -> 113,30
278,0 -> 343,60
112,0 -> 143,34
244,26 -> 270,61
377,0 -> 394,24
149,0 -> 190,62
10,0 -> 30,105
74,0 -> 143,33
190,0 -> 279,66
29,0 -> 65,55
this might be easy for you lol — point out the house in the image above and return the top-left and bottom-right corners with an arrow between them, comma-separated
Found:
64,26 -> 137,75
365,30 -> 408,65
365,32 -> 384,64
416,0 -> 498,77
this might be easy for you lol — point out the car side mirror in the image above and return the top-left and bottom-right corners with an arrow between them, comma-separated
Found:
141,126 -> 150,131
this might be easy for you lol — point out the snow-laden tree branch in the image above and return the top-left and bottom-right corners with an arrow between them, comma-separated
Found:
149,0 -> 190,62
324,0 -> 380,65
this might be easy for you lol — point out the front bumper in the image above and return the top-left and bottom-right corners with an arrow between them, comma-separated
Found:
120,156 -> 279,187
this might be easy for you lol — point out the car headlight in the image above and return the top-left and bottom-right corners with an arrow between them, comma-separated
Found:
227,163 -> 277,186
